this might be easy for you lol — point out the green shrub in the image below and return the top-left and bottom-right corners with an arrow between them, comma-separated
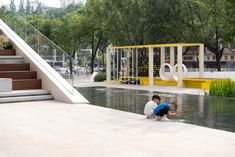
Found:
209,79 -> 235,97
94,72 -> 106,82
2,42 -> 13,49
0,35 -> 12,49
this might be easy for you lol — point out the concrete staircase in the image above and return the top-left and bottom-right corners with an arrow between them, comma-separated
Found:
0,49 -> 54,103
0,90 -> 53,103
0,49 -> 42,90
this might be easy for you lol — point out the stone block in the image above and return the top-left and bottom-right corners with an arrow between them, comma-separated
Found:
0,78 -> 12,92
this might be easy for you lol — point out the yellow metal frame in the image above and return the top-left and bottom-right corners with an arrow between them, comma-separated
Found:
107,43 -> 206,89
109,43 -> 204,50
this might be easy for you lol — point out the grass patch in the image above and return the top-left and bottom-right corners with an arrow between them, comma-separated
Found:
209,79 -> 235,97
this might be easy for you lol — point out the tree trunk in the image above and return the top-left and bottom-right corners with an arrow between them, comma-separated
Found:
205,44 -> 224,72
91,30 -> 95,74
215,53 -> 221,71
102,50 -> 105,70
69,48 -> 78,75
69,58 -> 73,75
213,0 -> 222,71
91,30 -> 103,74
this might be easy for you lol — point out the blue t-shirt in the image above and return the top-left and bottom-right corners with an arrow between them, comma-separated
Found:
153,103 -> 170,114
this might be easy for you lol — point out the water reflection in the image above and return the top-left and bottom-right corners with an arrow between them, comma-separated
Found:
77,87 -> 235,132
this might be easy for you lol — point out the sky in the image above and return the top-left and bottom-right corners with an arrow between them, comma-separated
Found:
0,0 -> 61,8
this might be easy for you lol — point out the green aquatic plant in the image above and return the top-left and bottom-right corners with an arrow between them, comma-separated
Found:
209,79 -> 235,97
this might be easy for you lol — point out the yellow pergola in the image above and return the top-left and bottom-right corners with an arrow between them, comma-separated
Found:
106,43 -> 204,87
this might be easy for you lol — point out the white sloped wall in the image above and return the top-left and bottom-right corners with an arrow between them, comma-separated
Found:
0,19 -> 89,104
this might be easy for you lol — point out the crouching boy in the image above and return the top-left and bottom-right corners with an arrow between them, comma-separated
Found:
153,102 -> 177,121
144,95 -> 161,118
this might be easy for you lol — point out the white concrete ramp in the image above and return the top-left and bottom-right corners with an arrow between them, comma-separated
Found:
0,101 -> 234,157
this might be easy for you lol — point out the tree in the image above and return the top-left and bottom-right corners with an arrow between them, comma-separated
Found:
22,0 -> 235,72
19,0 -> 25,13
10,0 -> 16,11
35,2 -> 43,14
101,0 -> 147,45
52,12 -> 83,54
85,0 -> 106,73
45,3 -> 84,19
224,0 -> 235,43
27,15 -> 59,40
143,0 -> 184,44
31,6 -> 34,13
26,0 -> 31,14
0,6 -> 7,16
203,0 -> 226,71
179,0 -> 232,71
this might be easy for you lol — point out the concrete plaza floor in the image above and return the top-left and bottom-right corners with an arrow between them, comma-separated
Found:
0,100 -> 234,157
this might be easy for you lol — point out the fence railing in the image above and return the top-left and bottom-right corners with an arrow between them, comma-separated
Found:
0,7 -> 75,94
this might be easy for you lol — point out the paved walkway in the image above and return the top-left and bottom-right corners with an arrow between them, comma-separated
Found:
0,101 -> 234,157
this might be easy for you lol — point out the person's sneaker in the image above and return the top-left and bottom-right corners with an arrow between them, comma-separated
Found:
161,115 -> 170,121
155,116 -> 161,121
147,116 -> 155,119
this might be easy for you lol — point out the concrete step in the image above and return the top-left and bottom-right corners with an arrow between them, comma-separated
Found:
13,79 -> 42,90
0,49 -> 16,56
0,89 -> 50,98
0,94 -> 54,103
0,63 -> 30,71
0,56 -> 24,64
0,71 -> 36,80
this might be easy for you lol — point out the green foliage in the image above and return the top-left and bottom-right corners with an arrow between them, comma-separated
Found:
0,34 -> 13,49
45,3 -> 84,19
2,42 -> 13,49
209,79 -> 235,97
94,72 -> 106,82
224,0 -> 235,42
26,15 -> 59,40
2,0 -> 235,72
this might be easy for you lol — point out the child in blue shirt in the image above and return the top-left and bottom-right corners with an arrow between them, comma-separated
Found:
153,102 -> 177,121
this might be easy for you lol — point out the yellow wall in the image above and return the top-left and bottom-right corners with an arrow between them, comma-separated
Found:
120,77 -> 211,90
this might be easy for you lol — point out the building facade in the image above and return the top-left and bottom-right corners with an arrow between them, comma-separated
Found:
181,46 -> 235,71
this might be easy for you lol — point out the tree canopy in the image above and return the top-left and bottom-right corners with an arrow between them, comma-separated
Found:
1,0 -> 235,71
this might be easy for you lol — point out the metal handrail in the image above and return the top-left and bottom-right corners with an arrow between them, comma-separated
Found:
0,6 -> 76,94
2,9 -> 73,60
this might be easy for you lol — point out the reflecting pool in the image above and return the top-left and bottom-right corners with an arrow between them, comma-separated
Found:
77,87 -> 235,132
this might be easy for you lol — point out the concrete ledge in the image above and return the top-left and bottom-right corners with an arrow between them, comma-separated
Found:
0,78 -> 12,92
75,81 -> 206,95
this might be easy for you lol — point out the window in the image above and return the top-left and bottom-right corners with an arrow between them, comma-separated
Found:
183,56 -> 193,60
213,56 -> 216,60
225,56 -> 228,60
230,44 -> 235,49
231,56 -> 234,60
207,56 -> 210,60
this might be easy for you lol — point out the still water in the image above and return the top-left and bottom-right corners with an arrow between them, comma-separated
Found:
77,87 -> 235,132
